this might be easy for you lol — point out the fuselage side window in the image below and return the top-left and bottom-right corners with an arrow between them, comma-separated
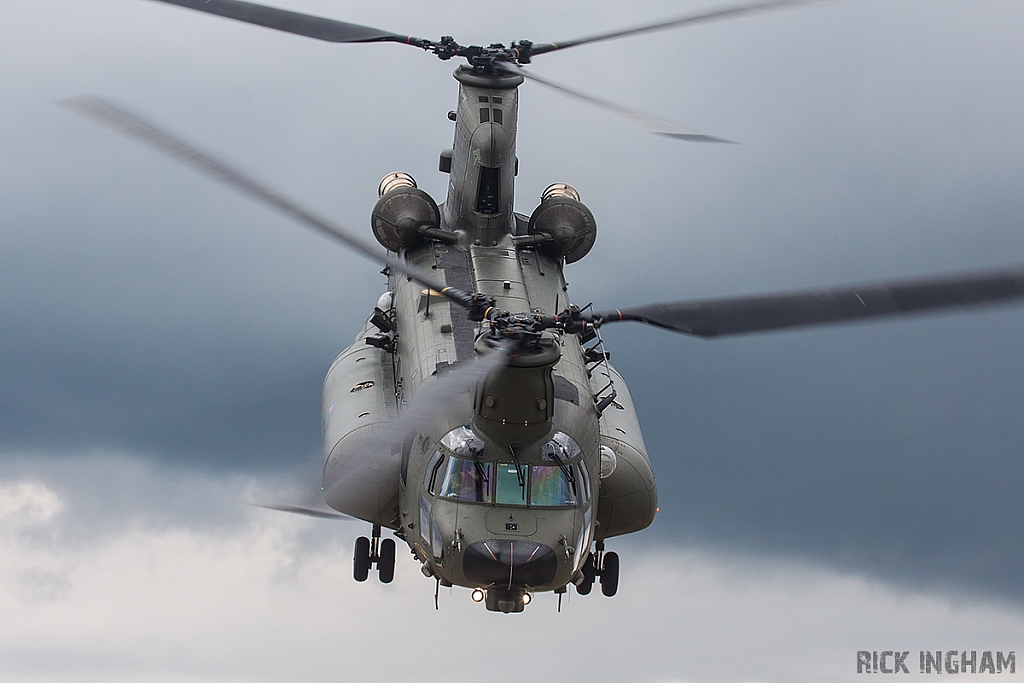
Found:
419,496 -> 431,543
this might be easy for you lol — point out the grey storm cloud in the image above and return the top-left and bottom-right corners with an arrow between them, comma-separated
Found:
2,0 -> 1024,622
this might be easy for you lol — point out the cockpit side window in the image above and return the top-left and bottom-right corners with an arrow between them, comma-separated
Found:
424,449 -> 445,495
576,461 -> 591,501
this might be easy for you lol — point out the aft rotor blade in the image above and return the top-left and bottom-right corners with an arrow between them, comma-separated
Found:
247,502 -> 354,520
530,0 -> 830,56
497,63 -> 731,143
590,266 -> 1024,338
61,96 -> 476,310
145,0 -> 428,46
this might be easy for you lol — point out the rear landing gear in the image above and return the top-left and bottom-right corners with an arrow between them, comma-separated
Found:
575,540 -> 619,597
353,524 -> 397,584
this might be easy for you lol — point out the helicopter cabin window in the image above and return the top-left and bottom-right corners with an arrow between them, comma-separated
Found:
438,457 -> 493,503
479,107 -> 489,123
492,108 -> 503,125
491,96 -> 502,104
478,95 -> 489,102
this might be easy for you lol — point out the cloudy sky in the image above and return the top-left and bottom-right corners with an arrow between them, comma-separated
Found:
2,0 -> 1023,681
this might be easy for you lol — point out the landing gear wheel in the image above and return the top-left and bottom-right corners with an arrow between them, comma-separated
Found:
576,552 -> 596,595
377,538 -> 396,583
600,551 -> 619,597
353,536 -> 371,582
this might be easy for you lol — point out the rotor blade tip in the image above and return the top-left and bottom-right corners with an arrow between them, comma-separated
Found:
245,502 -> 353,520
55,95 -> 97,116
654,131 -> 739,144
56,94 -> 113,112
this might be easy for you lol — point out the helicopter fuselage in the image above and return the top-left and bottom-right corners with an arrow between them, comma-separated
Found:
320,67 -> 657,611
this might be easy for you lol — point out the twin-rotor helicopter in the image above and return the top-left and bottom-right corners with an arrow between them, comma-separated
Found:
68,0 -> 1024,613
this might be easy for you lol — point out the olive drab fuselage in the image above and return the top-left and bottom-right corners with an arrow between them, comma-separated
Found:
321,66 -> 657,610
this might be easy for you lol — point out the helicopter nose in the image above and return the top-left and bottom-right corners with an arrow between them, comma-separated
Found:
463,540 -> 557,588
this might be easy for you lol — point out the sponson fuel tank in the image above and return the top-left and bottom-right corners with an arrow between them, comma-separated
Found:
589,361 -> 658,538
321,314 -> 400,528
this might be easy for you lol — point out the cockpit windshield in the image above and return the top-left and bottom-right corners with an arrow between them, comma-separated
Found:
429,427 -> 589,508
438,456 -> 493,503
530,465 -> 578,506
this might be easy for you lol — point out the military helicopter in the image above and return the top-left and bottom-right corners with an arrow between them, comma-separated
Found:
66,0 -> 1024,614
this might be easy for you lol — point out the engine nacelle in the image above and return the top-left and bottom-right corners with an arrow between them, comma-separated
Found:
524,183 -> 597,264
371,172 -> 442,252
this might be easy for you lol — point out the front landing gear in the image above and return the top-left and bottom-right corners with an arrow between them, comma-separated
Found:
575,540 -> 619,597
600,549 -> 619,597
353,524 -> 396,583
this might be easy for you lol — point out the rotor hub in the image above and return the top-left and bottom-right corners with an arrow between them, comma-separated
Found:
486,311 -> 550,350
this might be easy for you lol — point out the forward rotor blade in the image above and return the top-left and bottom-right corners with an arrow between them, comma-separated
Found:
497,63 -> 731,143
60,96 -> 476,310
590,266 -> 1024,338
530,0 -> 830,56
247,502 -> 354,520
145,0 -> 428,46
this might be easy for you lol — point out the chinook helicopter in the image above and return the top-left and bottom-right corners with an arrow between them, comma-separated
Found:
66,0 -> 1024,614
